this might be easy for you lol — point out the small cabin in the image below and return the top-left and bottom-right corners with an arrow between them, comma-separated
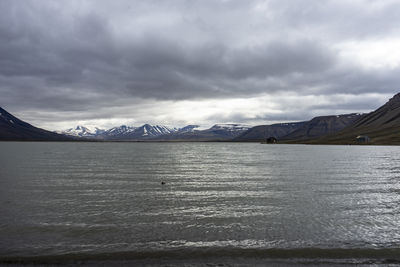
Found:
356,135 -> 370,143
266,137 -> 278,144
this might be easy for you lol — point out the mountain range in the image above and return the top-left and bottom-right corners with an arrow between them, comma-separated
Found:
234,113 -> 363,142
1,93 -> 400,144
58,124 -> 249,141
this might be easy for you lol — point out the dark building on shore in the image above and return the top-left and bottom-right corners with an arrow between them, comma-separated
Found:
356,135 -> 370,143
266,137 -> 278,144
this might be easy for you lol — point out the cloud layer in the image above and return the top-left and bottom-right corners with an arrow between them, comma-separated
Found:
0,0 -> 399,129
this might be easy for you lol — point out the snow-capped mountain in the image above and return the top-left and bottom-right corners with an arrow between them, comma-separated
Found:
195,123 -> 250,139
59,125 -> 96,137
59,125 -> 106,138
149,123 -> 250,141
139,124 -> 178,136
58,123 -> 249,140
104,125 -> 137,137
105,124 -> 179,140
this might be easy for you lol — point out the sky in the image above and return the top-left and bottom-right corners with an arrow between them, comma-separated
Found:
1,0 -> 399,130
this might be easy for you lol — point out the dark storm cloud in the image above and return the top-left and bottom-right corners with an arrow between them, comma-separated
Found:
0,0 -> 400,126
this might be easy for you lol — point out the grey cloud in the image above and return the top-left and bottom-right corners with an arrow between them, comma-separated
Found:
269,0 -> 400,39
0,0 -> 400,126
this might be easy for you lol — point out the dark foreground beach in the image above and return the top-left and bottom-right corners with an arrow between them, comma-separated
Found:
2,248 -> 400,266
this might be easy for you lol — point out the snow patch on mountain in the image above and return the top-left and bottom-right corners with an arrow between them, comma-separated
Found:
138,124 -> 178,137
178,125 -> 200,133
105,125 -> 137,136
210,124 -> 250,132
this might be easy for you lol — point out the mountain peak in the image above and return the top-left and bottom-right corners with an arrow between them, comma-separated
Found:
59,125 -> 95,137
387,92 -> 400,107
75,125 -> 88,131
391,92 -> 400,99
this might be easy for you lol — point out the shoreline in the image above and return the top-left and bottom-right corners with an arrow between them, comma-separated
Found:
2,247 -> 400,266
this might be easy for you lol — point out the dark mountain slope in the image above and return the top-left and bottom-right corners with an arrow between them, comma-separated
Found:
351,93 -> 400,127
0,107 -> 71,141
306,93 -> 400,145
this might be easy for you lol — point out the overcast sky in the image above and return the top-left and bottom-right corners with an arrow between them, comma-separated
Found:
1,0 -> 399,130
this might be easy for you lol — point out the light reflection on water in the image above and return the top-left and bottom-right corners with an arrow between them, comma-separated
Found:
0,142 -> 400,258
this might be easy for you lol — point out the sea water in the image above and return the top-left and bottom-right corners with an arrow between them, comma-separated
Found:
0,142 -> 400,266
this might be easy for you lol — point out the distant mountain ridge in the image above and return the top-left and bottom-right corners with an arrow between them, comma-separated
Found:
156,124 -> 250,141
281,113 -> 362,141
105,124 -> 178,140
59,124 -> 179,140
234,122 -> 306,142
59,123 -> 249,141
104,125 -> 137,138
235,113 -> 362,142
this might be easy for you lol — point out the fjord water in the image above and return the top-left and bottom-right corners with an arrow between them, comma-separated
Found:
1,142 -> 400,265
